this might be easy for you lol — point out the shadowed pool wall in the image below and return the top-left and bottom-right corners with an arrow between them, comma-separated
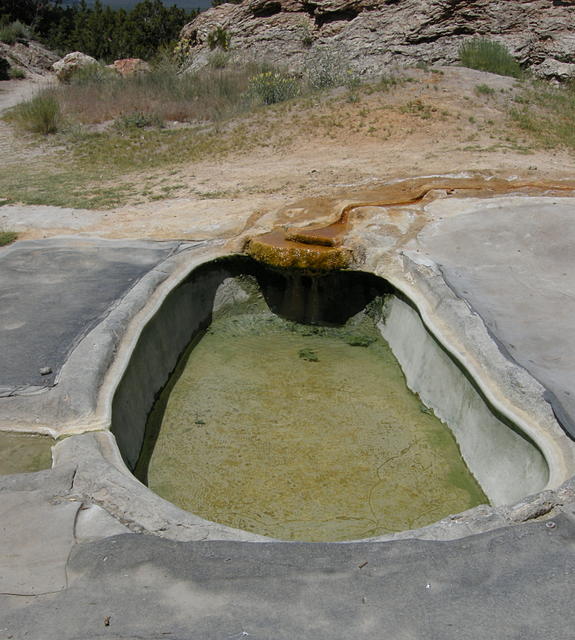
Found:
111,257 -> 388,468
111,260 -> 234,468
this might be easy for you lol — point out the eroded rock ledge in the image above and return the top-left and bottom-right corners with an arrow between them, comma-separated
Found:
180,0 -> 575,80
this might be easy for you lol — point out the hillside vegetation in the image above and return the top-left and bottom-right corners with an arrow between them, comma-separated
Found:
1,0 -> 197,62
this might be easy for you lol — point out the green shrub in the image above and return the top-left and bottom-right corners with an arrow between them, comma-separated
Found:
8,91 -> 62,134
0,57 -> 9,80
0,21 -> 31,45
8,66 -> 26,80
113,111 -> 164,131
0,231 -> 17,247
69,63 -> 118,86
475,83 -> 496,96
305,47 -> 354,90
247,70 -> 300,105
459,38 -> 522,78
207,26 -> 231,51
0,26 -> 16,45
208,50 -> 231,70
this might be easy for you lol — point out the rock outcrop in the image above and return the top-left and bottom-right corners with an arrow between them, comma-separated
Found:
0,39 -> 59,78
179,0 -> 575,79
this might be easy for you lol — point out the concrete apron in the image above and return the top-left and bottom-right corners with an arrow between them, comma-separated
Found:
2,191 -> 575,547
8,255 -> 575,543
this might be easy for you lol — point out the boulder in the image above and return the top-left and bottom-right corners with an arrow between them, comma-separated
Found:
532,58 -> 575,82
52,51 -> 98,82
112,58 -> 151,76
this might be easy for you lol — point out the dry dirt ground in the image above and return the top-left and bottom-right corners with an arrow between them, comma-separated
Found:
1,65 -> 575,242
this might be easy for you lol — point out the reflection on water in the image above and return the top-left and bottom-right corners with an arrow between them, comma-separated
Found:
140,298 -> 487,541
0,432 -> 53,475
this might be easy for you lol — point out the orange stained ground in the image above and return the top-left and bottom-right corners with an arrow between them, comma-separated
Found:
245,175 -> 575,271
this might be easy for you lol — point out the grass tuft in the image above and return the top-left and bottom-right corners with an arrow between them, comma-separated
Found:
208,50 -> 231,70
510,81 -> 575,150
400,99 -> 434,119
0,231 -> 17,247
459,38 -> 523,78
8,66 -> 26,79
7,90 -> 62,134
113,111 -> 164,131
475,83 -> 496,96
68,63 -> 118,86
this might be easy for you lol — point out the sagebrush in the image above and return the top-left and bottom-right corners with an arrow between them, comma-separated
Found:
0,21 -> 30,45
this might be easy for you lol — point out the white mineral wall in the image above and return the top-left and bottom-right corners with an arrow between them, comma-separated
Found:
379,295 -> 549,507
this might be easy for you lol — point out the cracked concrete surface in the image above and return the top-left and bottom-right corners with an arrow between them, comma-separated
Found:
0,237 -> 224,434
416,196 -> 575,437
0,237 -> 181,389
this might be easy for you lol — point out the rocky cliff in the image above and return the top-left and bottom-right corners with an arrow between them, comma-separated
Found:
180,0 -> 575,79
0,39 -> 59,78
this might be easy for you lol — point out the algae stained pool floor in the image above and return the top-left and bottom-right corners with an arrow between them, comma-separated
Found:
139,308 -> 487,542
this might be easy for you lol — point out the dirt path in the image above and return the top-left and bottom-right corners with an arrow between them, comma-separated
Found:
0,78 -> 50,113
0,77 -> 55,168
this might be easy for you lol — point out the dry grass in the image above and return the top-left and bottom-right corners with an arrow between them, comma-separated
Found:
6,91 -> 62,134
511,81 -> 575,151
31,51 -> 363,127
3,65 -> 550,213
56,62 -> 276,125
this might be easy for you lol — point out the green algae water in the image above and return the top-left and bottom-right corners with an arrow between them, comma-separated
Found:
0,432 -> 53,475
139,291 -> 487,542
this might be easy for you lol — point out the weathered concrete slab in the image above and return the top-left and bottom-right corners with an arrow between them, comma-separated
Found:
0,516 -> 574,639
75,504 -> 130,543
418,196 -> 575,437
0,490 -> 79,595
0,237 -> 179,390
0,238 -> 226,434
0,204 -> 105,232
